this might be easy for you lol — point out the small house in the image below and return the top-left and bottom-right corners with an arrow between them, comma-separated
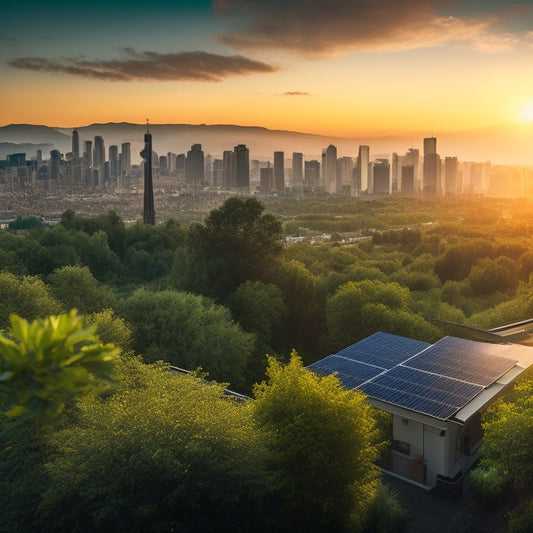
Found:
308,332 -> 533,489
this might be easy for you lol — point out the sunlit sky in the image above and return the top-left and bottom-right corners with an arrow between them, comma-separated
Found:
2,1 -> 533,162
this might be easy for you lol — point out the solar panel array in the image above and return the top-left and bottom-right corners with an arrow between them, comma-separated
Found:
336,332 -> 431,369
308,333 -> 519,420
308,355 -> 383,389
404,336 -> 518,387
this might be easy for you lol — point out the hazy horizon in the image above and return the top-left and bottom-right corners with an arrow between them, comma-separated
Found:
3,1 -> 533,162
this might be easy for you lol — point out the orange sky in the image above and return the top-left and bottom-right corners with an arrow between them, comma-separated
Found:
2,1 -> 533,163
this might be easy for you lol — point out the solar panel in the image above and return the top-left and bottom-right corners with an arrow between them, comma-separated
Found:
336,332 -> 431,369
306,332 -> 523,421
405,336 -> 518,386
360,365 -> 484,419
308,354 -> 383,389
359,381 -> 459,420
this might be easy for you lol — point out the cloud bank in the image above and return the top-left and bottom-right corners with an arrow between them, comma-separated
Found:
8,49 -> 279,81
214,0 -> 526,56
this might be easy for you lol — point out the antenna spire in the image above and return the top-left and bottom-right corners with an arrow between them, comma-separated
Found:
146,118 -> 150,134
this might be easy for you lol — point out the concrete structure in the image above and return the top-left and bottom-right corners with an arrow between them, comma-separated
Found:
121,142 -> 131,174
142,122 -> 155,225
423,137 -> 439,195
308,332 -> 533,489
357,145 -> 370,194
304,159 -> 320,188
324,144 -> 337,193
260,164 -> 273,193
373,158 -> 390,194
292,152 -> 303,186
274,151 -> 285,192
185,143 -> 205,186
233,144 -> 250,191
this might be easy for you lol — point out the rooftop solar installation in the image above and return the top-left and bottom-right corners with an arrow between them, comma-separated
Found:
307,332 -> 522,421
336,332 -> 431,369
358,365 -> 484,420
308,355 -> 383,389
404,336 -> 518,387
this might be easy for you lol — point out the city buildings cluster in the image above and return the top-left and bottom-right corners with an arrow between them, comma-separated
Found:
0,129 -> 497,197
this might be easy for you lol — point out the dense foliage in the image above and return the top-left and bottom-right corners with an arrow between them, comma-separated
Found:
2,195 -> 533,530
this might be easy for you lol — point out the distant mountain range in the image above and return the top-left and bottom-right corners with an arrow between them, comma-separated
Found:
1,122 -> 531,166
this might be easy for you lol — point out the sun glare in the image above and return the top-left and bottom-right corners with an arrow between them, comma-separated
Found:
519,102 -> 533,122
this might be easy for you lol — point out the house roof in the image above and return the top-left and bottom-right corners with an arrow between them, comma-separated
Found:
308,332 -> 533,422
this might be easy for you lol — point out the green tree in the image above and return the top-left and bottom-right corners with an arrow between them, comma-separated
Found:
227,281 -> 287,384
47,265 -> 117,314
253,353 -> 381,532
480,379 -> 533,492
119,288 -> 254,390
0,310 -> 119,418
174,197 -> 282,301
39,360 -> 271,532
0,272 -> 62,330
323,280 -> 439,353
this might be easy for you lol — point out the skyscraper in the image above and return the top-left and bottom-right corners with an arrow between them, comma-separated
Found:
260,163 -> 273,193
142,121 -> 155,225
72,129 -> 80,159
423,136 -> 439,195
109,145 -> 119,181
304,160 -> 320,188
274,151 -> 285,192
325,144 -> 337,193
93,136 -> 105,185
373,159 -> 390,194
292,152 -> 303,186
357,145 -> 370,194
223,150 -> 234,189
50,149 -> 61,180
185,143 -> 205,185
121,142 -> 131,174
233,144 -> 250,191
444,156 -> 459,194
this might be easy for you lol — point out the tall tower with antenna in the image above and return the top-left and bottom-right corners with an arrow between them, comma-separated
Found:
142,119 -> 155,225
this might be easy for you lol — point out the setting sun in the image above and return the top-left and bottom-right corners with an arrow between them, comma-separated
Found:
520,102 -> 533,122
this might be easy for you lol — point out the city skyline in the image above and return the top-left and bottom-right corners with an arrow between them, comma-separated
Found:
2,1 -> 533,165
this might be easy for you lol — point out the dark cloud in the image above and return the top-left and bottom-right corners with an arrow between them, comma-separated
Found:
213,0 -> 520,56
283,91 -> 310,96
8,49 -> 279,81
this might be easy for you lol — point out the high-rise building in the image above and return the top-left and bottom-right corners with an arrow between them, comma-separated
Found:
185,143 -> 205,185
274,151 -> 285,192
222,150 -> 234,189
72,129 -> 80,159
121,142 -> 131,174
423,136 -> 439,195
109,145 -> 119,181
444,156 -> 458,194
337,156 -> 354,195
233,144 -> 250,191
304,160 -> 320,188
403,148 -> 419,191
212,158 -> 224,187
325,144 -> 337,193
373,159 -> 390,194
93,136 -> 105,185
401,165 -> 415,194
292,152 -> 303,186
357,145 -> 370,194
50,150 -> 61,180
260,163 -> 273,193
142,122 -> 155,225
176,153 -> 186,182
